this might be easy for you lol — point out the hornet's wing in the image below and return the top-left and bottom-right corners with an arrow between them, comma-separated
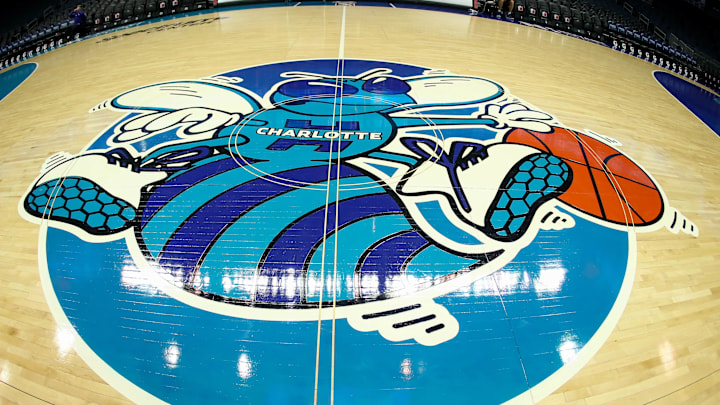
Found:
92,80 -> 262,113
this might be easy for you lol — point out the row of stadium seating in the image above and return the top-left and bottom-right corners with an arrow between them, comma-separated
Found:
0,0 -> 211,62
85,0 -> 211,31
508,0 -> 607,40
474,0 -> 719,91
1,0 -> 719,92
0,6 -> 73,58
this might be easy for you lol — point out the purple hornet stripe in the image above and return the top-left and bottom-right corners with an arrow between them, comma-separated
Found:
358,231 -> 429,298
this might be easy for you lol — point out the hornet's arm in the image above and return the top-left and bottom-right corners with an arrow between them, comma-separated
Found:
389,102 -> 554,133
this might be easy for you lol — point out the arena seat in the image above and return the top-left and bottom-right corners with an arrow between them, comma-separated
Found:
145,0 -> 158,18
180,0 -> 193,12
124,0 -> 137,21
514,0 -> 527,21
591,14 -> 604,39
538,0 -> 550,25
581,11 -> 591,32
112,2 -> 124,24
560,4 -> 572,30
570,8 -> 584,34
527,0 -> 539,23
135,1 -> 147,19
549,2 -> 561,28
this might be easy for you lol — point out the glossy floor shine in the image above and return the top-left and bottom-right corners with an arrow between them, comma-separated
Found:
1,5 -> 720,405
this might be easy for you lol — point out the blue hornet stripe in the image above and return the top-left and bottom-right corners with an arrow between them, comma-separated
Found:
255,193 -> 402,303
141,156 -> 251,227
156,164 -> 363,283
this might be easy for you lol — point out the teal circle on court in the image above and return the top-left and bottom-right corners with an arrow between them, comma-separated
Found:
25,59 -> 636,405
0,63 -> 37,102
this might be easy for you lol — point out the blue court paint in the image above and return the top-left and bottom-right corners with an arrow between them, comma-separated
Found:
654,71 -> 720,138
20,59 -> 697,405
45,221 -> 626,405
0,63 -> 36,102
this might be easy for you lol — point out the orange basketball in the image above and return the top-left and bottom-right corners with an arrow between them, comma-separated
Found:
504,127 -> 665,227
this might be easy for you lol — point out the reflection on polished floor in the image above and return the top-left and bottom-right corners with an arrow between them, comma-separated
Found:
1,4 -> 719,405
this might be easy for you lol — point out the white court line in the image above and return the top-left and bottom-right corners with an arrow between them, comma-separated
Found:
338,7 -> 346,59
313,6 -> 347,405
330,10 -> 348,405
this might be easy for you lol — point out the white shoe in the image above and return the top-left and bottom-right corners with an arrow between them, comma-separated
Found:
21,151 -> 166,235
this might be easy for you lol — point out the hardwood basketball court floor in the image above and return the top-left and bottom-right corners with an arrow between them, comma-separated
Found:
1,4 -> 719,404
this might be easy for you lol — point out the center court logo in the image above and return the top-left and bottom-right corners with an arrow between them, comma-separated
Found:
19,59 -> 697,404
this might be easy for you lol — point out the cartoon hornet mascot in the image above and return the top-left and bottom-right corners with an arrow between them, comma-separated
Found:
20,68 -> 697,346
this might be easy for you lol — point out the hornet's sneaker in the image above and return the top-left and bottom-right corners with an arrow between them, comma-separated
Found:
483,152 -> 571,241
21,150 -> 167,235
396,139 -> 571,248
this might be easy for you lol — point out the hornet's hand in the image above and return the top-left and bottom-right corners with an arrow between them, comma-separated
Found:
480,103 -> 553,133
111,108 -> 243,143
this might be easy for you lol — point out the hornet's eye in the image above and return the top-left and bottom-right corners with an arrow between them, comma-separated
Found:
362,77 -> 411,95
278,80 -> 359,98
